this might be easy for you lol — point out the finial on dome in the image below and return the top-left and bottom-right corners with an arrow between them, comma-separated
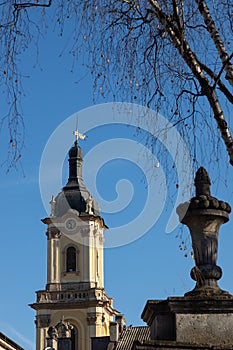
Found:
195,167 -> 211,196
50,195 -> 56,217
73,116 -> 86,144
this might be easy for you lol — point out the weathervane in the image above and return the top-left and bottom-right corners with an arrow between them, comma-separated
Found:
73,116 -> 86,144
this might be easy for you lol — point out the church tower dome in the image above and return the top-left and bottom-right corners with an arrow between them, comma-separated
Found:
54,139 -> 100,217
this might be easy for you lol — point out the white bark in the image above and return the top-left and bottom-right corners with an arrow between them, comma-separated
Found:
195,0 -> 233,86
149,0 -> 233,165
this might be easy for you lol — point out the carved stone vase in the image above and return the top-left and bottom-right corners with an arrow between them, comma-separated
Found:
177,167 -> 231,296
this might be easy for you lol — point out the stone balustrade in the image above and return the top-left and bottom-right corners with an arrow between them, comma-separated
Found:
36,288 -> 107,303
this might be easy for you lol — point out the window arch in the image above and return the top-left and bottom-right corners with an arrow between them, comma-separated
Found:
66,246 -> 76,272
71,326 -> 78,350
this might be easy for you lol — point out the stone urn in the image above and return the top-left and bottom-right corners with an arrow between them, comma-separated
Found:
177,167 -> 231,296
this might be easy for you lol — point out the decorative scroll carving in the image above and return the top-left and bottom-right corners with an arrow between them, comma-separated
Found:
56,318 -> 73,338
46,318 -> 73,350
48,326 -> 58,340
87,312 -> 104,326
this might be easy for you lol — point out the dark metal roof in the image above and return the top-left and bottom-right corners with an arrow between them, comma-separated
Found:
54,140 -> 100,217
115,326 -> 151,350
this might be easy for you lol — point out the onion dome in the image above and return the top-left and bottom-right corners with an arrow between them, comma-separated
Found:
54,139 -> 100,217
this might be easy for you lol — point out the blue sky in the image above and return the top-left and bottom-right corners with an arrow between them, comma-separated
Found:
1,8 -> 233,350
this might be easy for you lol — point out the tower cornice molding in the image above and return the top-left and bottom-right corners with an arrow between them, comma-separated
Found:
35,314 -> 51,328
41,214 -> 108,230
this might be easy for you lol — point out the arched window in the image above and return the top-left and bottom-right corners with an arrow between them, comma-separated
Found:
71,327 -> 78,350
66,246 -> 76,272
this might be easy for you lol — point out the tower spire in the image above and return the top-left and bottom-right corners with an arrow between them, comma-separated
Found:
50,127 -> 100,217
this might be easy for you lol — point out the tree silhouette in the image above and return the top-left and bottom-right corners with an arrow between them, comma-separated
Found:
1,1 -> 233,169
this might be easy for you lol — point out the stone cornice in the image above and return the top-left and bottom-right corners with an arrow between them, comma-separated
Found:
142,296 -> 233,325
41,214 -> 108,230
30,299 -> 109,311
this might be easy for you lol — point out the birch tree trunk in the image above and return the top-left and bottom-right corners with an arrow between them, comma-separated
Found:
195,0 -> 233,86
149,0 -> 233,165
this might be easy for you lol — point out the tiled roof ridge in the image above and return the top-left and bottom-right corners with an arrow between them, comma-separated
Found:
115,325 -> 151,350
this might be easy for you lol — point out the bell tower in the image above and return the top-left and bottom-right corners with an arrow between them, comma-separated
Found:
30,132 -> 119,350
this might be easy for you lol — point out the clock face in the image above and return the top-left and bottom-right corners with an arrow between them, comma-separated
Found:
65,219 -> 77,231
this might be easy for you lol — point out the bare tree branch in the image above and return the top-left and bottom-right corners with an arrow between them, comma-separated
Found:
0,0 -> 233,171
149,0 -> 233,164
195,0 -> 233,85
14,1 -> 53,9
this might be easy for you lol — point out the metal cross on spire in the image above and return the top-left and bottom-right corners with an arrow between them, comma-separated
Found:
73,116 -> 86,143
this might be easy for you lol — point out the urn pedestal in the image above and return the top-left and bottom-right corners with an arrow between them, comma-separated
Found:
142,168 -> 233,347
